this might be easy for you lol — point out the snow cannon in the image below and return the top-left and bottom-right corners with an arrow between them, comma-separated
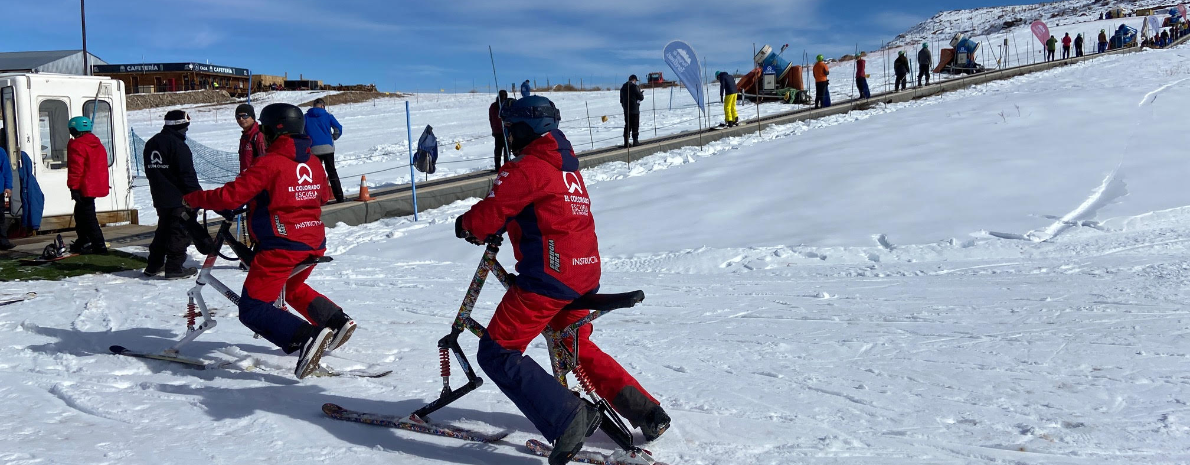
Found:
949,33 -> 981,64
753,45 -> 795,82
936,33 -> 986,75
1111,24 -> 1138,49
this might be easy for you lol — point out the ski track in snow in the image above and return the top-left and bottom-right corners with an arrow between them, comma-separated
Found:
5,27 -> 1190,465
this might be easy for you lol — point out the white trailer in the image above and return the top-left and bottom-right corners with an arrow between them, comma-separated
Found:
1,73 -> 136,232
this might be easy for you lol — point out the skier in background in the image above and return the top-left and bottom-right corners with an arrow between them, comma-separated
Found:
236,103 -> 266,173
813,54 -> 831,108
1098,29 -> 1109,53
455,95 -> 670,464
619,75 -> 644,146
489,90 -> 514,171
66,116 -> 109,255
716,71 -> 739,127
1062,33 -> 1072,59
1074,33 -> 1085,57
917,43 -> 932,86
183,103 -> 356,379
305,99 -> 345,203
894,51 -> 910,92
855,53 -> 871,99
1046,35 -> 1058,61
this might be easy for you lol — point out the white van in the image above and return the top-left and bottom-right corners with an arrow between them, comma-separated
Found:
1,73 -> 135,231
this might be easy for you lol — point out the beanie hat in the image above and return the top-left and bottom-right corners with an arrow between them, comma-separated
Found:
235,103 -> 255,119
629,74 -> 638,81
164,110 -> 190,127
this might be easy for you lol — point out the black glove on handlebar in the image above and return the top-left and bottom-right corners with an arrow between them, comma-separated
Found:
455,216 -> 482,245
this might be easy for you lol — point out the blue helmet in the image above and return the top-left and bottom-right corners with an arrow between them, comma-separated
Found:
500,95 -> 560,136
68,116 -> 93,133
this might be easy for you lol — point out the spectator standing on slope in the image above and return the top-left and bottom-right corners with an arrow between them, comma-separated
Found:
619,75 -> 644,147
1046,35 -> 1058,61
812,55 -> 831,109
1062,33 -> 1072,59
716,71 -> 739,127
1098,29 -> 1109,53
893,51 -> 910,92
855,54 -> 870,99
489,90 -> 514,171
304,98 -> 345,203
917,43 -> 932,86
1074,33 -> 1085,57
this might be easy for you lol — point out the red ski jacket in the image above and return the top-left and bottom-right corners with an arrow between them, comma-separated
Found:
462,130 -> 600,300
67,132 -> 110,198
238,122 -> 267,173
184,135 -> 330,251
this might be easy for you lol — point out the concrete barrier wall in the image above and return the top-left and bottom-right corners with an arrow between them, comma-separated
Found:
321,38 -> 1177,228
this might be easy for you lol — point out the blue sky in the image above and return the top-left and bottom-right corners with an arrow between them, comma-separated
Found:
6,0 -> 1029,92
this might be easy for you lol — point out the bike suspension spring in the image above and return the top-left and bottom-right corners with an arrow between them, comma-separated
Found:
573,364 -> 596,395
185,302 -> 198,328
439,348 -> 451,378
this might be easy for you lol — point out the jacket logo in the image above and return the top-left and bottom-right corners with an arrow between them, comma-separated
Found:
562,172 -> 583,194
149,151 -> 163,164
296,163 -> 314,184
548,240 -> 561,272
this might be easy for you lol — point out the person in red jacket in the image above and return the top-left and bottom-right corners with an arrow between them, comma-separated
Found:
855,54 -> 871,99
182,103 -> 355,379
456,95 -> 670,464
66,116 -> 109,254
236,103 -> 266,173
1062,33 -> 1073,59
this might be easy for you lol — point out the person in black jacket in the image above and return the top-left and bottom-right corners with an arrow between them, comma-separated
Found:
619,75 -> 645,147
717,71 -> 740,127
894,51 -> 910,92
917,43 -> 932,86
143,110 -> 206,279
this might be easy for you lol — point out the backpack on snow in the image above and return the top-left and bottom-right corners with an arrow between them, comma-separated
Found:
413,125 -> 438,175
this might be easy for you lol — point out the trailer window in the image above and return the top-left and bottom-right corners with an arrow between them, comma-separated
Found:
83,100 -> 115,166
1,87 -> 16,166
37,99 -> 69,170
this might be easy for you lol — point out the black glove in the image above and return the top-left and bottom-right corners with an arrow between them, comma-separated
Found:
332,129 -> 341,141
70,189 -> 81,201
455,216 -> 481,245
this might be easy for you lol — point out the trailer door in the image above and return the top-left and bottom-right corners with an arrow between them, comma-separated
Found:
1,86 -> 18,217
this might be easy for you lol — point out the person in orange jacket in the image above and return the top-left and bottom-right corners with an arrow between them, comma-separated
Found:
812,55 -> 830,108
66,116 -> 110,254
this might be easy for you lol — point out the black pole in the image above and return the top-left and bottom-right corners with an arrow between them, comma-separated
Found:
81,0 -> 89,76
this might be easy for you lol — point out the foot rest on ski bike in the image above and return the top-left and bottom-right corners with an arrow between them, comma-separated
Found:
298,256 -> 334,266
562,290 -> 645,311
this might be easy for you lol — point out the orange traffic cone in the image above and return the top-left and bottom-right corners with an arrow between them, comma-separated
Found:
356,175 -> 373,202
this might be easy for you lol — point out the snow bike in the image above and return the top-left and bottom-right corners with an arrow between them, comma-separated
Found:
323,236 -> 667,465
111,209 -> 366,376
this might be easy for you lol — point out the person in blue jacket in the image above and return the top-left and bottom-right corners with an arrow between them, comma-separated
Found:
0,130 -> 13,250
304,98 -> 345,203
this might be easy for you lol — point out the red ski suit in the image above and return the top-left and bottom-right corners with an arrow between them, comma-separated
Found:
66,132 -> 110,198
238,122 -> 267,173
184,135 -> 336,351
461,130 -> 659,441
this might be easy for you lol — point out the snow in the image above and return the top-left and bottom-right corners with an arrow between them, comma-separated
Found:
5,8 -> 1190,465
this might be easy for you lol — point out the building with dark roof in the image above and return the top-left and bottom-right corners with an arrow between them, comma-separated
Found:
93,62 -> 251,96
0,50 -> 107,75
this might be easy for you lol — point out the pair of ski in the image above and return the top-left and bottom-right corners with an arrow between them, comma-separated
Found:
321,403 -> 667,465
109,345 -> 391,379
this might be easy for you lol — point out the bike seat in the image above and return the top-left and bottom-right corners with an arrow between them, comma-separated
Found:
562,290 -> 645,311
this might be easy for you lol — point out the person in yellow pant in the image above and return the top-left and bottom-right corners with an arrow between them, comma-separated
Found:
716,71 -> 740,127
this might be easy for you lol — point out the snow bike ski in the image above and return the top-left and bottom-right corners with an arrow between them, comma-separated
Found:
323,236 -> 664,463
19,234 -> 76,265
526,439 -> 670,465
110,209 -> 356,377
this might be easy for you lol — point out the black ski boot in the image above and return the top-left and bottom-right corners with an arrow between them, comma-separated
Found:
550,399 -> 602,465
640,405 -> 671,442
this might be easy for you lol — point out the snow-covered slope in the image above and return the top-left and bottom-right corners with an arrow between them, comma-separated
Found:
4,36 -> 1190,464
894,0 -> 1173,46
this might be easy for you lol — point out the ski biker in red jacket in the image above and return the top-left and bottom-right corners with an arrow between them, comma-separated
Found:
455,95 -> 670,464
182,103 -> 356,379
66,116 -> 110,254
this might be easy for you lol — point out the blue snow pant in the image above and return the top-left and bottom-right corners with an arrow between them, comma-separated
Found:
856,77 -> 871,99
239,249 -> 334,353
